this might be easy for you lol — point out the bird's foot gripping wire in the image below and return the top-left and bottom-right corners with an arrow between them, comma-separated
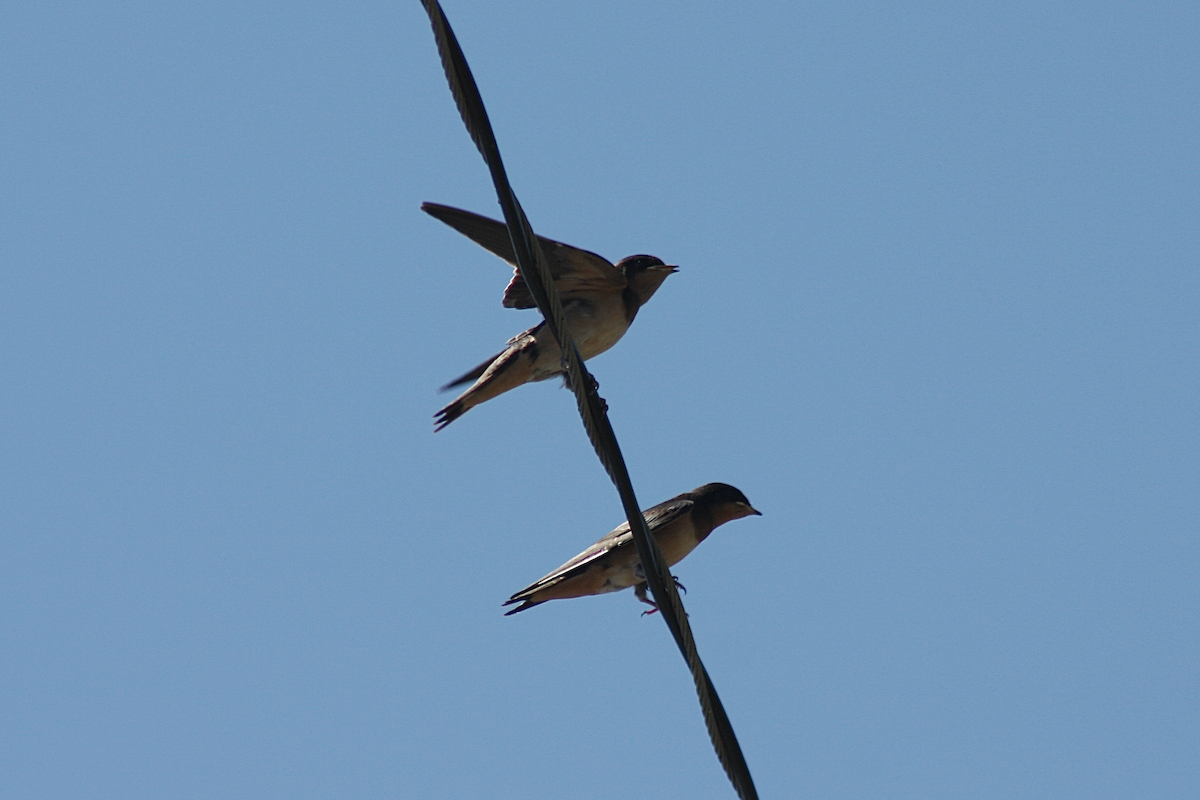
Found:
635,577 -> 687,617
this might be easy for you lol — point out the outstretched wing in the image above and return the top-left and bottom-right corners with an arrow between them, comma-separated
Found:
422,202 -> 625,308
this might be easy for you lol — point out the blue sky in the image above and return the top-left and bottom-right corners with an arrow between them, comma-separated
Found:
2,2 -> 1197,798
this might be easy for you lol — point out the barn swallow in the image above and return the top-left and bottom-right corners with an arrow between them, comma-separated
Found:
423,202 -> 677,431
503,483 -> 761,615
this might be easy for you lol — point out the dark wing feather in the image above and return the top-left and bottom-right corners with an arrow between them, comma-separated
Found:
438,354 -> 493,392
505,497 -> 695,603
421,202 -> 625,308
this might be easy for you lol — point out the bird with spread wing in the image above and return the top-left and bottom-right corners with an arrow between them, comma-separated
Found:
423,202 -> 676,430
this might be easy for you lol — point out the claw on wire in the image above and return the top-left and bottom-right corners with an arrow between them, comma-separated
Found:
635,577 -> 688,616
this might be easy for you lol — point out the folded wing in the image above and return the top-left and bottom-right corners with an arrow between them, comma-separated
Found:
506,496 -> 696,603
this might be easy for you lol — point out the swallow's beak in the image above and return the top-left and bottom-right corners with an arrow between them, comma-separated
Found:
749,506 -> 762,516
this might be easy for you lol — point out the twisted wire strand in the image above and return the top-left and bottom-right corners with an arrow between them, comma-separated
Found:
419,3 -> 758,798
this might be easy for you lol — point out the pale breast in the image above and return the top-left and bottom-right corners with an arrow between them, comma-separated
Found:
563,296 -> 630,359
658,519 -> 703,568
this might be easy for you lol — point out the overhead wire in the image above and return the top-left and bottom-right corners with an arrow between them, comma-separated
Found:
418,3 -> 759,798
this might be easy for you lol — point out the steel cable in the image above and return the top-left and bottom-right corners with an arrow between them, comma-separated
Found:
419,3 -> 759,798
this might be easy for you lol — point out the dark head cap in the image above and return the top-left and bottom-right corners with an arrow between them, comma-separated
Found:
618,255 -> 677,307
690,483 -> 761,515
615,254 -> 673,274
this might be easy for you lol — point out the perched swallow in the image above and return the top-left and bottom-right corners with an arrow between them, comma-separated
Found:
503,483 -> 761,615
423,202 -> 677,431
